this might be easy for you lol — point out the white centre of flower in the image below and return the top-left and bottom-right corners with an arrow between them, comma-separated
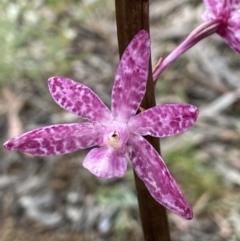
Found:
105,131 -> 120,149
100,121 -> 129,154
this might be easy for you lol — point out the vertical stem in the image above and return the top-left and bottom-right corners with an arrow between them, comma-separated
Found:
115,1 -> 171,241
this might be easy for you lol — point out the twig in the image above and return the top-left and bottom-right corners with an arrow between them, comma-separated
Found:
115,1 -> 171,240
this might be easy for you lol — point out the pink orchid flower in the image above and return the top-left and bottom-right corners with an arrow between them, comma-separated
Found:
153,0 -> 240,81
4,30 -> 198,219
202,0 -> 240,53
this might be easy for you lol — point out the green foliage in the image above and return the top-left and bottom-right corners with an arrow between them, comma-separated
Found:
0,1 -> 67,86
165,148 -> 222,204
97,185 -> 138,209
0,0 -> 108,87
97,185 -> 139,239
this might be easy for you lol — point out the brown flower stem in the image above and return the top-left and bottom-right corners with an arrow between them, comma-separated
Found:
115,1 -> 171,241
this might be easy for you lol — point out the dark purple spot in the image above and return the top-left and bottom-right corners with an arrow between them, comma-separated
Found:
127,57 -> 135,68
55,93 -> 61,101
23,140 -> 40,149
82,95 -> 90,103
4,142 -> 14,149
174,117 -> 181,122
51,84 -> 56,93
132,41 -> 139,50
170,121 -> 180,130
42,139 -> 50,148
75,101 -> 81,109
66,139 -> 77,151
56,141 -> 63,152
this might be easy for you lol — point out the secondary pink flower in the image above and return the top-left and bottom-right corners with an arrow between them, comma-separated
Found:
4,30 -> 198,219
153,0 -> 240,81
202,0 -> 240,53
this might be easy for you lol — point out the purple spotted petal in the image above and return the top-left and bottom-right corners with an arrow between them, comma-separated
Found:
128,134 -> 193,219
48,76 -> 113,124
111,30 -> 151,122
202,0 -> 226,19
203,0 -> 240,17
83,147 -> 127,178
202,0 -> 240,53
128,104 -> 199,137
4,123 -> 105,156
224,11 -> 240,53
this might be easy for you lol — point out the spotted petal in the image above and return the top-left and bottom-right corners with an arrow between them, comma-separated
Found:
111,30 -> 151,122
83,147 -> 127,178
128,104 -> 198,137
128,134 -> 193,219
202,0 -> 226,19
48,76 -> 113,124
4,123 -> 105,156
203,0 -> 240,16
224,10 -> 240,53
202,0 -> 240,53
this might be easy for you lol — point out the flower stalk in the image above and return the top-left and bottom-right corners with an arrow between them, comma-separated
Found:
153,0 -> 240,82
115,0 -> 171,240
153,20 -> 220,82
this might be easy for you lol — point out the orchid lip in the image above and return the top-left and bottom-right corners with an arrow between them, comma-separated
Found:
98,120 -> 130,154
105,131 -> 120,149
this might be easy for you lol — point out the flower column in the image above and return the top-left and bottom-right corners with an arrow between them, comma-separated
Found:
115,1 -> 171,240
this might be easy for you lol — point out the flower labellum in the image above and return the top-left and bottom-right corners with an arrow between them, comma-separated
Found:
4,30 -> 199,220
